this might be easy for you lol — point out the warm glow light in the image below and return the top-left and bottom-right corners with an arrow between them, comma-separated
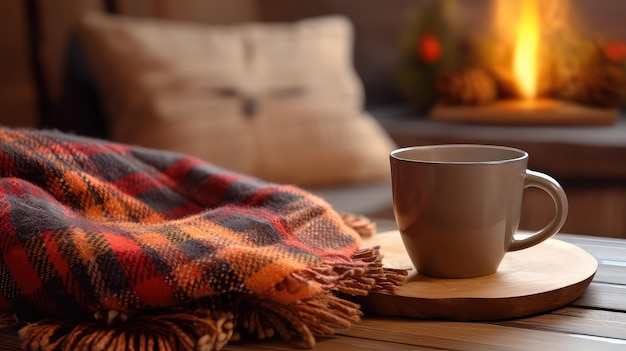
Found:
513,0 -> 540,99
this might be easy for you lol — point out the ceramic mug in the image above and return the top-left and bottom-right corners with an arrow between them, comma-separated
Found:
390,144 -> 568,278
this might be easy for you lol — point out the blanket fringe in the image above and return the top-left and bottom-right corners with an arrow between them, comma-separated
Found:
14,293 -> 359,351
239,291 -> 362,349
352,247 -> 410,294
241,246 -> 408,348
297,247 -> 409,296
17,308 -> 236,351
341,213 -> 376,238
0,312 -> 19,328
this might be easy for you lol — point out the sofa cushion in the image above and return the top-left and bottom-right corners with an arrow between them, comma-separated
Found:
77,13 -> 396,187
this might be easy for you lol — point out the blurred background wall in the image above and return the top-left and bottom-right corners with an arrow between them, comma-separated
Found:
2,0 -> 626,129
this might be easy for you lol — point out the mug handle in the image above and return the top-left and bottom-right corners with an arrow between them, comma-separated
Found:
508,170 -> 568,251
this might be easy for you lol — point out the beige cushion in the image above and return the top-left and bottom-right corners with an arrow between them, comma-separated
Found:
77,13 -> 396,187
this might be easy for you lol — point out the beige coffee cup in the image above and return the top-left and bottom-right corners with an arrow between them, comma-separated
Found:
390,144 -> 568,278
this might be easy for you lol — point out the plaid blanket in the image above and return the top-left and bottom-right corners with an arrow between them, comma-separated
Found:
0,127 -> 405,350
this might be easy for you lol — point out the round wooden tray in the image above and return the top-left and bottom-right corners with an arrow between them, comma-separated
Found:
357,230 -> 598,321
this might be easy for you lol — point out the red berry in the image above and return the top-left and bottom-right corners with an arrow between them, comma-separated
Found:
604,41 -> 626,62
417,33 -> 442,64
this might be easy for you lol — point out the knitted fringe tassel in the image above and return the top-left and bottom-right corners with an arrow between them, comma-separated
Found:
246,246 -> 408,348
239,291 -> 363,349
16,293 -> 364,351
0,312 -> 19,328
12,247 -> 407,351
340,213 -> 377,238
17,309 -> 235,351
297,247 -> 409,296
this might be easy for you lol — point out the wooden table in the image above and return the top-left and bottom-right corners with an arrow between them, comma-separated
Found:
1,223 -> 625,351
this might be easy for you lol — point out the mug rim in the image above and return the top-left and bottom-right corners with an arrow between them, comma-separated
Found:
390,144 -> 528,165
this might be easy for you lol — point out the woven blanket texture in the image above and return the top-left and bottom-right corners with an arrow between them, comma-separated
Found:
0,127 -> 406,350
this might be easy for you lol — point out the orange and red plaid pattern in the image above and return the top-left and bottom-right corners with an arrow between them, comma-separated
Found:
0,128 -> 360,321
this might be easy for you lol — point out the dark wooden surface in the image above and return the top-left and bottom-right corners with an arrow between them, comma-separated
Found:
2,219 -> 626,350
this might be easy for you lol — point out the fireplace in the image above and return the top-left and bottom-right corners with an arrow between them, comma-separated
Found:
399,0 -> 626,125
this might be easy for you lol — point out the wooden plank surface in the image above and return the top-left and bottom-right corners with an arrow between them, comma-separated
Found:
573,283 -> 626,311
494,307 -> 626,340
0,328 -> 21,351
225,335 -> 435,351
336,317 -> 626,351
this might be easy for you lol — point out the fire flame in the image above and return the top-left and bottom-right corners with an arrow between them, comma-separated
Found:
514,0 -> 540,99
